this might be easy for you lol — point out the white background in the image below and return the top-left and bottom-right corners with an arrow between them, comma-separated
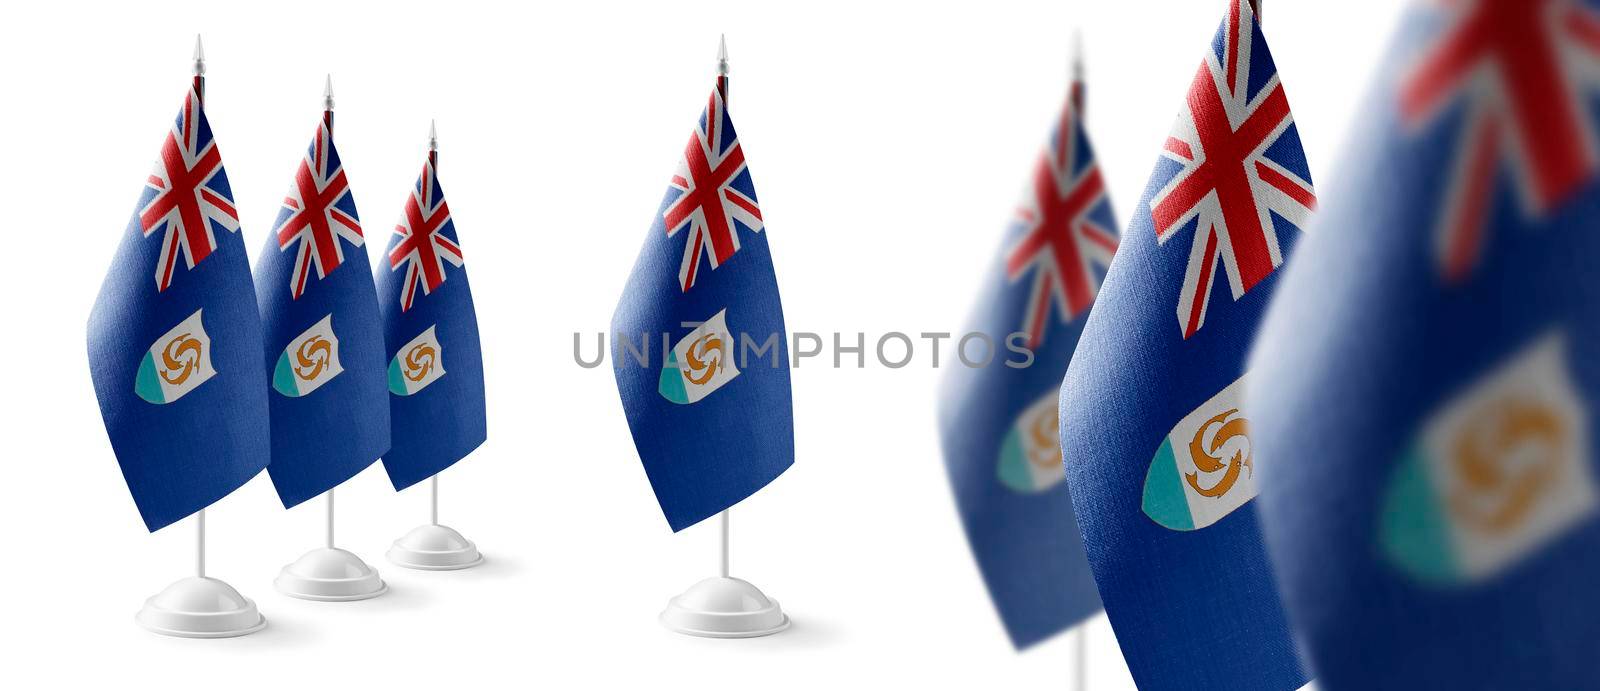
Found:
2,1 -> 1398,688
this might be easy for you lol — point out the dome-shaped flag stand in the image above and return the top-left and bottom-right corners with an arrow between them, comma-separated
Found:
275,489 -> 388,600
137,510 -> 267,637
388,474 -> 484,570
660,509 -> 789,638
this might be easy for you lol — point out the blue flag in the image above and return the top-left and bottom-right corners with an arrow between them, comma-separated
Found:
1248,2 -> 1600,688
254,115 -> 389,508
87,84 -> 270,532
374,149 -> 486,491
1058,1 -> 1315,688
611,75 -> 792,532
938,80 -> 1114,649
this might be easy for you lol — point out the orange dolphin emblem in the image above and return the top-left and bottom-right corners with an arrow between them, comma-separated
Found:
404,343 -> 437,383
1185,408 -> 1252,498
682,332 -> 725,386
1026,405 -> 1062,471
1447,398 -> 1564,536
159,333 -> 203,385
294,335 -> 333,380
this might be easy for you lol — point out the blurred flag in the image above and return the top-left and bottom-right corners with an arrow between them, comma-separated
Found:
87,84 -> 270,532
255,110 -> 390,508
612,71 -> 793,532
375,140 -> 486,491
938,69 -> 1115,648
1248,1 -> 1600,688
1058,1 -> 1315,688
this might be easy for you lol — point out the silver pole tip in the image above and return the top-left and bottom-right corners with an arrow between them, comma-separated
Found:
717,34 -> 729,76
428,119 -> 438,151
192,34 -> 206,77
1072,29 -> 1083,80
323,74 -> 334,111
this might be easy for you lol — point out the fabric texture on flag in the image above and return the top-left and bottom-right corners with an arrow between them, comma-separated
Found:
87,85 -> 270,532
612,76 -> 793,532
1057,1 -> 1314,688
938,83 -> 1114,649
1248,2 -> 1600,688
255,117 -> 390,508
375,154 -> 486,491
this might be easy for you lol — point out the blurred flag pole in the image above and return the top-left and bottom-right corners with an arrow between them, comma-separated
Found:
1068,32 -> 1089,691
1073,627 -> 1088,691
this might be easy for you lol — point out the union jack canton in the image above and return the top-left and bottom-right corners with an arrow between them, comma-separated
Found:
1006,89 -> 1118,347
273,118 -> 363,300
1399,0 -> 1600,281
389,157 -> 463,311
1151,0 -> 1316,338
139,87 -> 241,292
663,76 -> 764,293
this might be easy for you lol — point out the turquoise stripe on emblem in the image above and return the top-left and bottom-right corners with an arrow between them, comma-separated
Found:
387,357 -> 407,396
272,354 -> 300,397
1379,444 -> 1460,584
134,353 -> 165,404
1142,437 -> 1195,531
657,352 -> 690,404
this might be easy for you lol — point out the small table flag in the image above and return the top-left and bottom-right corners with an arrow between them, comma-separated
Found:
1249,1 -> 1600,688
374,129 -> 487,491
87,82 -> 270,532
1058,1 -> 1316,688
938,61 -> 1115,649
611,60 -> 794,532
254,92 -> 391,508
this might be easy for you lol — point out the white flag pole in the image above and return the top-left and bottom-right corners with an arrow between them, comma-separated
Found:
1061,31 -> 1092,690
719,509 -> 730,578
137,505 -> 270,638
1072,625 -> 1089,691
430,475 -> 440,525
655,37 -> 789,639
195,508 -> 206,578
325,489 -> 336,548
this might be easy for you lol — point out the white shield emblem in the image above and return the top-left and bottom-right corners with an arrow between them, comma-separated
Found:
135,309 -> 217,404
272,314 -> 344,397
658,309 -> 741,405
389,325 -> 445,396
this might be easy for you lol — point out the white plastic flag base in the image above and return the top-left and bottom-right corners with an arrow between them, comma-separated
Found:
136,576 -> 267,638
274,547 -> 388,601
386,524 -> 484,571
659,577 -> 790,638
